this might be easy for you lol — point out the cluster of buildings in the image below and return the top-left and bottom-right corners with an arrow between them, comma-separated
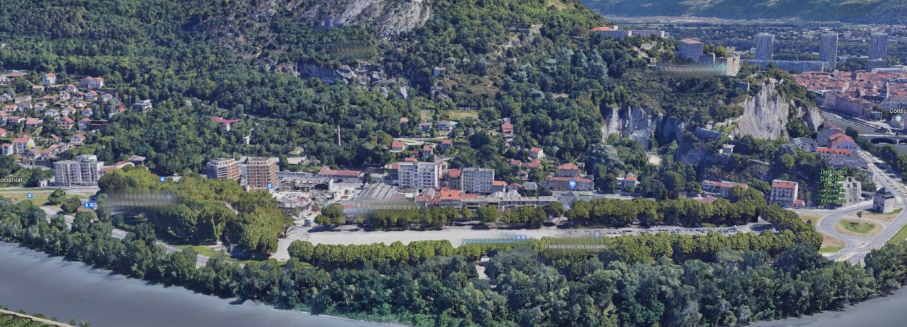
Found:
0,71 -> 157,167
795,69 -> 907,118
746,31 -> 892,73
592,25 -> 667,39
52,154 -> 141,186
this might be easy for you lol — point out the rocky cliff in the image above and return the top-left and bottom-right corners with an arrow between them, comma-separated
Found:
734,79 -> 821,140
601,106 -> 684,150
302,0 -> 432,35
601,79 -> 822,153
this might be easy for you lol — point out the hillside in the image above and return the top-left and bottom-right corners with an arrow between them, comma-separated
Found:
0,0 -> 813,184
581,0 -> 907,24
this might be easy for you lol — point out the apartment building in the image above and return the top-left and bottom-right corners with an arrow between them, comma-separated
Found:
243,157 -> 278,190
461,168 -> 495,194
206,158 -> 241,182
398,161 -> 441,189
54,155 -> 103,186
769,179 -> 799,207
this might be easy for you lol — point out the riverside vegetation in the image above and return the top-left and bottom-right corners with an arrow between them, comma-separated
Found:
6,190 -> 907,327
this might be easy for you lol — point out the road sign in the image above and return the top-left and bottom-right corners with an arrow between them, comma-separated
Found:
568,179 -> 577,191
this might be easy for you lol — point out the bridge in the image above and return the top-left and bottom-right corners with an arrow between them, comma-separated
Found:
861,134 -> 907,144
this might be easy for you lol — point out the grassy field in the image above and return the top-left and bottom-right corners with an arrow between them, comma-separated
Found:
798,213 -> 822,226
819,233 -> 845,253
853,208 -> 903,223
836,219 -> 883,237
0,188 -> 93,206
887,222 -> 907,246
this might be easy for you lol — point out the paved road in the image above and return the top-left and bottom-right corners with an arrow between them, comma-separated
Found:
801,149 -> 907,263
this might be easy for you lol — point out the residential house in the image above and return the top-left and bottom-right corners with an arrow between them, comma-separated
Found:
78,118 -> 90,131
529,147 -> 544,159
134,100 -> 153,111
436,120 -> 453,131
439,139 -> 453,150
421,144 -> 433,158
57,116 -> 74,130
25,117 -> 42,129
42,73 -> 56,86
616,174 -> 639,191
501,122 -> 514,137
418,122 -> 432,132
79,77 -> 105,90
391,141 -> 406,152
70,134 -> 86,145
702,180 -> 748,199
12,135 -> 34,155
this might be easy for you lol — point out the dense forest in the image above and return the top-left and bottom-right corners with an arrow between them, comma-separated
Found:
97,168 -> 291,255
0,0 -> 756,176
3,194 -> 907,327
581,0 -> 907,24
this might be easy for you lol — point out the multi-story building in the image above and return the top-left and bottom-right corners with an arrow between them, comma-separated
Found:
556,163 -> 580,178
769,179 -> 799,207
678,38 -> 704,61
206,158 -> 241,182
54,155 -> 103,186
835,177 -> 862,207
874,187 -> 896,213
78,76 -> 105,90
397,161 -> 441,189
702,180 -> 748,199
243,157 -> 278,190
870,33 -> 889,61
592,26 -> 631,39
755,33 -> 774,61
820,33 -> 838,69
462,168 -> 495,194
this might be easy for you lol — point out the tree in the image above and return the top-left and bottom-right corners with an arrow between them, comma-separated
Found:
545,202 -> 564,218
47,189 -> 67,205
61,196 -> 82,214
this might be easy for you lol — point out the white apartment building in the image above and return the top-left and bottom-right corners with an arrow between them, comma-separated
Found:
54,155 -> 103,186
398,161 -> 441,189
769,179 -> 799,207
461,168 -> 495,194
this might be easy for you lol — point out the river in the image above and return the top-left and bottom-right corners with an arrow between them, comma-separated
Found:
5,241 -> 907,327
0,242 -> 387,327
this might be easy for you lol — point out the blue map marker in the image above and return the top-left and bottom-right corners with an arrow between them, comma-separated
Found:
160,176 -> 166,183
568,179 -> 577,191
26,193 -> 33,199
594,230 -> 601,239
267,182 -> 273,190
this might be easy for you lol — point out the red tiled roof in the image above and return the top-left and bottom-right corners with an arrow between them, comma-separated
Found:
447,169 -> 462,178
816,147 -> 853,155
591,26 -> 616,32
558,163 -> 579,170
317,166 -> 361,177
772,180 -> 798,189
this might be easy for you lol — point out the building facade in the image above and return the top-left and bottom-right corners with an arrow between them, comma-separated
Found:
54,155 -> 103,186
874,188 -> 896,213
870,33 -> 889,61
678,39 -> 704,61
461,168 -> 495,194
243,157 -> 278,190
397,161 -> 441,189
836,177 -> 862,207
769,179 -> 799,207
755,33 -> 774,61
820,33 -> 838,69
206,158 -> 241,182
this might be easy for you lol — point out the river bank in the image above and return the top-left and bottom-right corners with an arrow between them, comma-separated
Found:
0,241 -> 390,327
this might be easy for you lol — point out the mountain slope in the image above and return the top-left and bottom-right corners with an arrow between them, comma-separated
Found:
581,0 -> 907,23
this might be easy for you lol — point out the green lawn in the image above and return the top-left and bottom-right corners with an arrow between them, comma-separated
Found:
836,219 -> 883,236
819,246 -> 843,254
887,222 -> 907,246
0,188 -> 92,206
